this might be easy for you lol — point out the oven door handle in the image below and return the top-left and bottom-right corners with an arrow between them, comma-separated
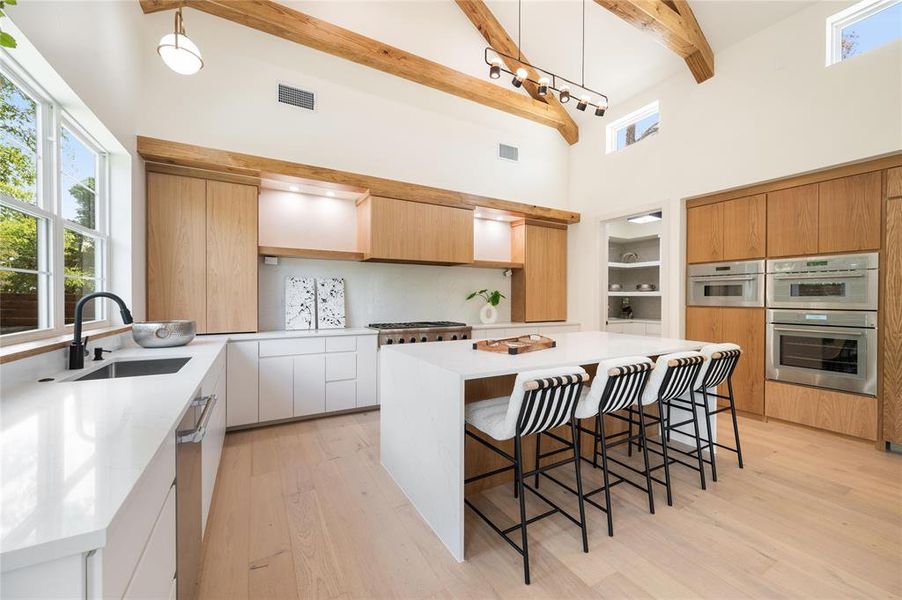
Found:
771,325 -> 864,336
772,272 -> 864,280
693,275 -> 757,282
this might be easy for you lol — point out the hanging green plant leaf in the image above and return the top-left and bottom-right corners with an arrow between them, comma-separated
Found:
0,31 -> 16,48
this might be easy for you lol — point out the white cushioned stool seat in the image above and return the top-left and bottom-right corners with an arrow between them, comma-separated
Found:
465,366 -> 587,441
640,351 -> 706,405
575,356 -> 654,419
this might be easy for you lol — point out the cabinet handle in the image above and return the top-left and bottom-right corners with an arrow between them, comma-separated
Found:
177,394 -> 218,444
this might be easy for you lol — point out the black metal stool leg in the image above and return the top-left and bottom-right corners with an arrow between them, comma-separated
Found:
534,432 -> 542,488
688,390 -> 707,490
666,400 -> 671,442
627,405 -> 635,457
637,403 -> 655,515
700,388 -> 718,483
727,379 -> 744,468
513,434 -> 530,585
657,396 -> 673,506
571,419 -> 589,553
598,414 -> 615,537
592,415 -> 600,469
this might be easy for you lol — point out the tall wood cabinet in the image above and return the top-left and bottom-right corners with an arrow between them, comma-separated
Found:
766,184 -> 819,257
883,167 -> 902,446
685,306 -> 765,416
147,171 -> 258,334
511,222 -> 567,322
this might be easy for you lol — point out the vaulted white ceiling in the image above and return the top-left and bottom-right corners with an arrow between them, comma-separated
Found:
287,0 -> 817,108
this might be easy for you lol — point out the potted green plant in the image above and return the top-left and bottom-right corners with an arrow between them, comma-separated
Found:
467,289 -> 506,324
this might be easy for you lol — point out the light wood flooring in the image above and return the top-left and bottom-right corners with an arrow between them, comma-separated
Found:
198,411 -> 902,599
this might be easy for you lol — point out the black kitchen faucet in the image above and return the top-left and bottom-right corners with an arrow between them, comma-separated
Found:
69,292 -> 134,370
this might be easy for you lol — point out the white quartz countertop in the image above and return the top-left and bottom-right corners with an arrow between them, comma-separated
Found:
381,331 -> 705,380
469,321 -> 580,330
0,338 -> 228,571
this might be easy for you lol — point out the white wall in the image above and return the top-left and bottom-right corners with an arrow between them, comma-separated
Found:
567,0 -> 902,335
259,190 -> 359,251
137,8 -> 570,209
8,2 -> 147,319
258,258 -> 513,329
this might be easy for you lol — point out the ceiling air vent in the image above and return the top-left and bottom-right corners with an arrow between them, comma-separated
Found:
278,83 -> 316,111
498,143 -> 519,162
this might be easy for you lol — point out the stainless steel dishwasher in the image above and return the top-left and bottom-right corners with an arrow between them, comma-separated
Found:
176,390 -> 217,600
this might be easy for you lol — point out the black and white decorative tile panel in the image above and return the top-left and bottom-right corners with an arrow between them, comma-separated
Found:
316,277 -> 346,329
285,276 -> 316,330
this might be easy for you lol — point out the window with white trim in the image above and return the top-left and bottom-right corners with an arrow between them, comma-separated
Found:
605,101 -> 659,154
827,0 -> 901,65
0,62 -> 109,340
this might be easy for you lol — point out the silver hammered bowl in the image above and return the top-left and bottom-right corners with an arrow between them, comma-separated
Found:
132,320 -> 197,348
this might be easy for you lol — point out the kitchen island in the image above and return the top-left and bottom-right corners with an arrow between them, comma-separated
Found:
379,330 -> 708,561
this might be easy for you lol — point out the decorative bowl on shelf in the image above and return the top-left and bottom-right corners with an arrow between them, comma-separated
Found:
636,283 -> 657,292
132,320 -> 196,348
609,283 -> 623,291
620,251 -> 640,263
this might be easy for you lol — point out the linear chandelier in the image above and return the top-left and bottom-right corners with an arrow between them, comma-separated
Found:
484,0 -> 608,116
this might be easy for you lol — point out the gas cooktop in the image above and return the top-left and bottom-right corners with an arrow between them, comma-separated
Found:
368,321 -> 467,330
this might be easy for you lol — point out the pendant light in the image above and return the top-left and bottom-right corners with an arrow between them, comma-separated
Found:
482,0 -> 608,117
157,7 -> 204,75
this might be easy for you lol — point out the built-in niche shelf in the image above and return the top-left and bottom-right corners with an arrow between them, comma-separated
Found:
258,246 -> 365,261
607,260 -> 660,269
608,291 -> 662,297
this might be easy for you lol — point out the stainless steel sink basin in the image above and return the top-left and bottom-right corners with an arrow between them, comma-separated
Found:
72,357 -> 191,381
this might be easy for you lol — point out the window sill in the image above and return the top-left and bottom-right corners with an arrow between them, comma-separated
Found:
0,325 -> 132,365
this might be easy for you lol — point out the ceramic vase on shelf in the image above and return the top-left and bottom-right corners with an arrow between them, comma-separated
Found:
479,303 -> 498,325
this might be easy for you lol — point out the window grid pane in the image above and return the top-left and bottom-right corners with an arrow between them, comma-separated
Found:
64,276 -> 98,324
0,73 -> 39,205
841,3 -> 902,59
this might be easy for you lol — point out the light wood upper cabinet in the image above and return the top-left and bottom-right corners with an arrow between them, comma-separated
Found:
206,180 -> 258,333
722,194 -> 766,260
146,172 -> 258,334
146,173 -> 207,331
685,306 -> 764,416
511,223 -> 567,322
887,167 -> 902,198
357,196 -> 473,265
686,203 -> 722,264
817,172 -> 881,253
766,184 -> 819,257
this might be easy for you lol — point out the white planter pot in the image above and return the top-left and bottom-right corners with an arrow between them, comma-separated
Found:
479,303 -> 498,325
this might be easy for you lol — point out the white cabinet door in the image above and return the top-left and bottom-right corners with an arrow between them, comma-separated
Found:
294,354 -> 326,417
259,357 -> 294,422
356,335 -> 378,407
227,341 -> 259,427
621,322 -> 647,336
201,363 -> 226,536
326,352 -> 356,381
124,484 -> 176,600
645,322 -> 662,337
606,323 -> 625,333
326,380 -> 357,412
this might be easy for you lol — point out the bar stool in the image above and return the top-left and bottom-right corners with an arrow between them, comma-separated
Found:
658,344 -> 743,487
630,352 -> 708,502
692,343 -> 744,482
464,367 -> 590,585
535,357 -> 654,538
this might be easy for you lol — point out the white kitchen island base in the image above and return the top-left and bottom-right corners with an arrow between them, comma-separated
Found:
379,331 -> 711,561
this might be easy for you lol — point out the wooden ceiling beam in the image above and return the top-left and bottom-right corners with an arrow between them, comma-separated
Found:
139,0 -> 576,140
593,0 -> 714,83
454,0 -> 578,144
137,136 -> 582,224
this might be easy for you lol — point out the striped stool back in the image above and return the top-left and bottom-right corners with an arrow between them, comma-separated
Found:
642,353 -> 706,404
699,347 -> 741,390
517,373 -> 590,436
595,361 -> 655,415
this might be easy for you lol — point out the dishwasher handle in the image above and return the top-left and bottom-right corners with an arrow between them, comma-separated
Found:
177,394 -> 217,444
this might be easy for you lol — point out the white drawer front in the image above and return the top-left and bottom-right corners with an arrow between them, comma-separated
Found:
326,380 -> 357,412
259,337 -> 325,357
326,352 -> 357,382
645,323 -> 662,336
325,336 -> 357,353
124,484 -> 176,600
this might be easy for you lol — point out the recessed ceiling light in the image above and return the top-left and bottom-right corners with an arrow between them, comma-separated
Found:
495,216 -> 504,221
326,191 -> 336,197
627,211 -> 663,224
289,185 -> 300,192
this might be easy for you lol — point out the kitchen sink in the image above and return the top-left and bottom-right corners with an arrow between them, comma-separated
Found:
72,357 -> 191,381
